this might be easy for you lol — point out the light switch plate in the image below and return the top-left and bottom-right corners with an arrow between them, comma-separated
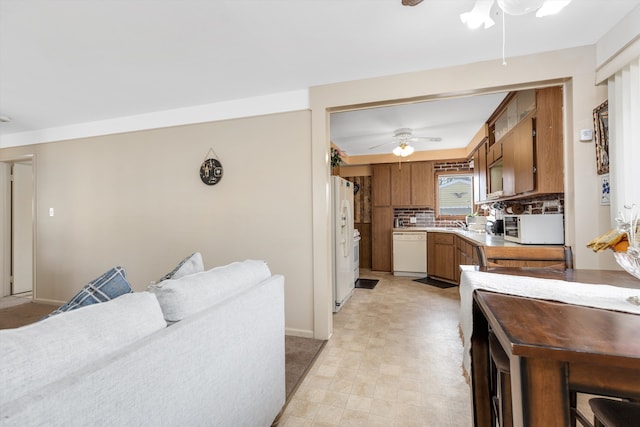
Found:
580,129 -> 593,141
409,217 -> 417,224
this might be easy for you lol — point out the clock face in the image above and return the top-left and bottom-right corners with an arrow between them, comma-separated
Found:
200,158 -> 223,185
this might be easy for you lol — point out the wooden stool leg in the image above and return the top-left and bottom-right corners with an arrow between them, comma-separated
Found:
498,370 -> 513,427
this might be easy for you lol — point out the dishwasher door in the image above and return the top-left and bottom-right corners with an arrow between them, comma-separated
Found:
392,232 -> 427,277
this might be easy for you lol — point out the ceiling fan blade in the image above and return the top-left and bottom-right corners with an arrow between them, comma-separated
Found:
402,0 -> 424,6
410,136 -> 442,142
368,141 -> 394,150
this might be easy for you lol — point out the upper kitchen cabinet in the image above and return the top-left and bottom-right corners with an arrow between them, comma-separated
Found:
481,86 -> 564,202
372,161 -> 434,208
534,86 -> 564,194
391,163 -> 411,206
410,161 -> 434,207
473,140 -> 488,204
372,164 -> 392,206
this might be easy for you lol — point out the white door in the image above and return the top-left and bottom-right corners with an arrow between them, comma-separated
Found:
11,162 -> 33,295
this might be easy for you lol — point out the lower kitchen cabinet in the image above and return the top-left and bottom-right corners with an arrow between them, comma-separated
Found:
456,236 -> 480,270
428,232 -> 480,284
427,232 -> 458,283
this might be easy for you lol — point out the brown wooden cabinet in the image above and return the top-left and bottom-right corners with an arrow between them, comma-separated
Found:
372,164 -> 392,207
371,207 -> 393,271
456,235 -> 480,271
533,86 -> 564,194
480,86 -> 564,202
499,109 -> 536,197
371,164 -> 393,271
427,232 -> 457,283
391,163 -> 411,206
373,162 -> 434,208
474,141 -> 488,203
411,161 -> 434,207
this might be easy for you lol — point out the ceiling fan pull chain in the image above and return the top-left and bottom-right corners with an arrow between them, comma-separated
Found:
502,8 -> 507,66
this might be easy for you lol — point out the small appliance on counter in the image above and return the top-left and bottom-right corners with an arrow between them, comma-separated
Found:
503,214 -> 564,244
486,219 -> 504,236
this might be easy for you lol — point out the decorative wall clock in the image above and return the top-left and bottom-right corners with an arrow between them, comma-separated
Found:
200,148 -> 223,186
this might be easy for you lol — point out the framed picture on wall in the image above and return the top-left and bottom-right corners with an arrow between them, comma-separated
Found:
593,100 -> 609,175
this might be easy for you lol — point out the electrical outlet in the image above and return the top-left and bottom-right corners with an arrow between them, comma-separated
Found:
409,217 -> 417,224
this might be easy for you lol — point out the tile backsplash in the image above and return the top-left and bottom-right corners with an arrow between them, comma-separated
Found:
394,208 -> 462,228
394,194 -> 565,228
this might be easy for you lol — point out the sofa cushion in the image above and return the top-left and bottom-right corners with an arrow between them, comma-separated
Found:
47,266 -> 132,317
156,252 -> 204,283
0,292 -> 166,406
148,259 -> 271,322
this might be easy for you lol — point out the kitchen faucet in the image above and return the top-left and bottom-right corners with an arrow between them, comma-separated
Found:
453,220 -> 467,230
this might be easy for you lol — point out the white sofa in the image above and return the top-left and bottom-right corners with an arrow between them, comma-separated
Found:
0,260 -> 286,427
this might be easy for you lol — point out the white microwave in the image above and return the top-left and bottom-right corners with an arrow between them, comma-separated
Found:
503,214 -> 564,244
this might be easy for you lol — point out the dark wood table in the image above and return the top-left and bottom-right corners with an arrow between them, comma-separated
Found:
469,269 -> 640,427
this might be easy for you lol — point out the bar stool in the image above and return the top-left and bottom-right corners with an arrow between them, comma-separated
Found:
488,332 -> 587,427
489,332 -> 512,427
589,398 -> 640,427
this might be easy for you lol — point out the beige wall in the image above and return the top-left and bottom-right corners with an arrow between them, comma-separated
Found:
2,45 -> 634,341
310,45 -> 619,339
0,110 -> 316,337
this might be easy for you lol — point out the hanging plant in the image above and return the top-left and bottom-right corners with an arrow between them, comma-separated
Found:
330,147 -> 344,167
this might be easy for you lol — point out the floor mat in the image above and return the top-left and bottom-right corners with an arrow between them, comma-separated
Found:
413,276 -> 457,289
355,278 -> 379,289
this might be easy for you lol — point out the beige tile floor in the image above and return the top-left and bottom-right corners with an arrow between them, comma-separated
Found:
278,270 -> 597,427
278,271 -> 472,426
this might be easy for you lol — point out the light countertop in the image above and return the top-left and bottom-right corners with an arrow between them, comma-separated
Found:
392,227 -> 524,247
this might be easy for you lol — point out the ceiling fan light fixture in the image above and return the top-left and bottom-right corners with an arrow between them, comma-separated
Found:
460,0 -> 495,29
497,0 -> 545,15
535,0 -> 572,17
393,143 -> 414,157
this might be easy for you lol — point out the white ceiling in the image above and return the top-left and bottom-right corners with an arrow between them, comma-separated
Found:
330,92 -> 509,156
1,0 -> 639,152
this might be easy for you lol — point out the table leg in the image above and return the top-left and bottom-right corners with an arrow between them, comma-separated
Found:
518,357 -> 571,427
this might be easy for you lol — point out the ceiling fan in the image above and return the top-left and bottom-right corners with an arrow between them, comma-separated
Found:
369,128 -> 442,157
401,0 -> 424,5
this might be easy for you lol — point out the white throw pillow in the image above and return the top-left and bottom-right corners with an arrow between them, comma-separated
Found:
156,252 -> 204,283
148,259 -> 271,322
0,292 -> 167,406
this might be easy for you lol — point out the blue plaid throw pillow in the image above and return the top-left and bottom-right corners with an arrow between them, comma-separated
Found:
156,252 -> 203,283
47,266 -> 133,317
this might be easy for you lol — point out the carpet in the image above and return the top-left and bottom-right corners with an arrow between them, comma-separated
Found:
284,336 -> 326,400
0,302 -> 54,329
414,276 -> 457,289
355,278 -> 379,289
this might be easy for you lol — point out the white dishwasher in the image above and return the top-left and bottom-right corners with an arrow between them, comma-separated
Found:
392,231 -> 427,277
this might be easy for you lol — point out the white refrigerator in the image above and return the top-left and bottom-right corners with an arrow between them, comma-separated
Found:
332,176 -> 355,312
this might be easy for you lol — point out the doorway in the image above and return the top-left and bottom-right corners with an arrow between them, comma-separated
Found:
1,158 -> 35,297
